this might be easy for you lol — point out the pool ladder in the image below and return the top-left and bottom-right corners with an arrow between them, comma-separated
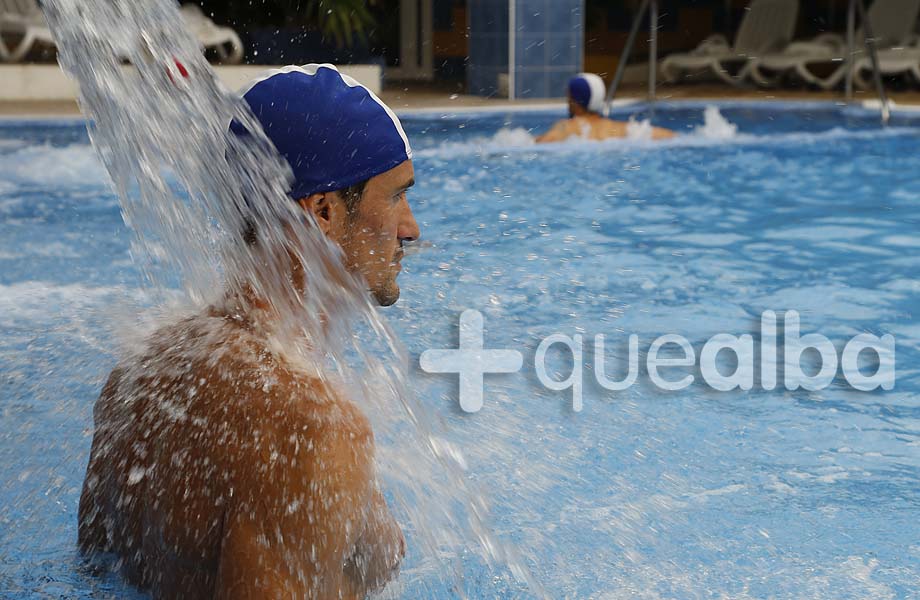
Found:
606,0 -> 891,126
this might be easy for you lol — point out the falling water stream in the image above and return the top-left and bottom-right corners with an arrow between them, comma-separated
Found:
41,0 -> 542,596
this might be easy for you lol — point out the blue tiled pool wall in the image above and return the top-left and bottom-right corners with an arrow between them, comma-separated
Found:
513,0 -> 583,99
467,0 -> 584,98
467,0 -> 510,96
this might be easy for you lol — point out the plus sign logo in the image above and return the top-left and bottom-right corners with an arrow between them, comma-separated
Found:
420,309 -> 523,413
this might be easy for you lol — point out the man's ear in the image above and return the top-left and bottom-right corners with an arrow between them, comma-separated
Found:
298,193 -> 332,234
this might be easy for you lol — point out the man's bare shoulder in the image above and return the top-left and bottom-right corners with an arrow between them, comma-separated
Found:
102,311 -> 372,448
597,118 -> 628,138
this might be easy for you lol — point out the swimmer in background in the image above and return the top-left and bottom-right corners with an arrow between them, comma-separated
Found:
536,73 -> 675,142
78,65 -> 417,599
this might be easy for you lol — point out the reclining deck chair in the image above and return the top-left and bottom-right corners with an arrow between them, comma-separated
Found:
852,42 -> 920,89
0,0 -> 53,62
749,0 -> 920,89
852,0 -> 920,89
660,0 -> 799,86
0,2 -> 245,64
180,4 -> 244,65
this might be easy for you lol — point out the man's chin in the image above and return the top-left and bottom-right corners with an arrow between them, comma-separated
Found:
372,284 -> 400,307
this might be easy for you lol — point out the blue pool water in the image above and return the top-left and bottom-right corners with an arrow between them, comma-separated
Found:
1,102 -> 919,598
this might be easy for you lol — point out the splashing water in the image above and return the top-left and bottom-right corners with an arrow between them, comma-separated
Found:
423,107 -> 742,158
491,126 -> 537,147
43,0 -> 542,596
448,108 -> 740,153
627,107 -> 737,141
626,117 -> 653,141
694,106 -> 739,139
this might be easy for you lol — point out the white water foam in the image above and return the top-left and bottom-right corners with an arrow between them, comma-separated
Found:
417,126 -> 537,158
491,126 -> 536,147
0,139 -> 28,151
417,106 -> 920,160
0,281 -> 145,328
694,105 -> 739,139
0,144 -> 107,188
626,117 -> 653,140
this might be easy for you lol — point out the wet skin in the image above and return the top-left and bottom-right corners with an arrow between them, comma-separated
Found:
78,160 -> 420,599
301,160 -> 419,307
536,97 -> 676,143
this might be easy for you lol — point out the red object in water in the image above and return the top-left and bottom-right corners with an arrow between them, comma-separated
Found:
166,58 -> 189,85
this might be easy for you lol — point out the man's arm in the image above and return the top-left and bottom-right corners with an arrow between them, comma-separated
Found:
344,486 -> 405,591
78,368 -> 124,553
214,397 -> 400,599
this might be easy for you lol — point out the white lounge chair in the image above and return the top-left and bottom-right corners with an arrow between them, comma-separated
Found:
851,0 -> 920,90
660,0 -> 799,86
748,33 -> 844,87
180,4 -> 244,65
853,41 -> 920,89
749,0 -> 920,89
0,0 -> 54,63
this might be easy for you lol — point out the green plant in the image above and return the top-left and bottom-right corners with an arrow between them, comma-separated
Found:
280,0 -> 378,47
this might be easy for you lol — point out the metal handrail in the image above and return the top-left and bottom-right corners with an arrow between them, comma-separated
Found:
845,0 -> 857,100
648,0 -> 658,120
846,0 -> 890,125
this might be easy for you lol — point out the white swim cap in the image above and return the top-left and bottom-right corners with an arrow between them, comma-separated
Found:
567,73 -> 606,114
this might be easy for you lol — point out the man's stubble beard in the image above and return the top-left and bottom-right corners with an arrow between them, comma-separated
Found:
343,212 -> 400,308
372,280 -> 400,307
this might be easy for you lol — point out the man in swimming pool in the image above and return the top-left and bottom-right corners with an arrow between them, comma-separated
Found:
77,65 -> 418,599
536,73 -> 675,142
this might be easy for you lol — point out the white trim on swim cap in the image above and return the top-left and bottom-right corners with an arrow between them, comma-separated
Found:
239,64 -> 412,160
575,72 -> 606,114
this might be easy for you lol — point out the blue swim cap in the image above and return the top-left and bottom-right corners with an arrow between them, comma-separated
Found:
234,64 -> 412,199
567,73 -> 606,114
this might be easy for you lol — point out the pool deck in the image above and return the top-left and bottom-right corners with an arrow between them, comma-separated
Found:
2,82 -> 920,118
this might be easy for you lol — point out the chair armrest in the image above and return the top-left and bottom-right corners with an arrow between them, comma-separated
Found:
692,34 -> 731,56
784,37 -> 844,57
812,32 -> 845,48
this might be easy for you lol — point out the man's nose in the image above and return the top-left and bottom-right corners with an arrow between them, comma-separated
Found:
398,199 -> 420,243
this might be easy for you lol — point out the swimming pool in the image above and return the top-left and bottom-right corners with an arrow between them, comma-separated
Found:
1,102 -> 919,598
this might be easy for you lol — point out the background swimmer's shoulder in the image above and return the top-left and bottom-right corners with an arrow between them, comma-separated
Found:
597,118 -> 629,139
